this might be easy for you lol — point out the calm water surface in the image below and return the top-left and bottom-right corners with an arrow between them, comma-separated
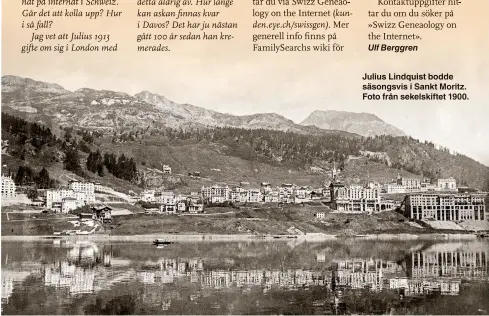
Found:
1,239 -> 489,315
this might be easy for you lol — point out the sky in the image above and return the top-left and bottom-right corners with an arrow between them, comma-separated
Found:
2,0 -> 489,166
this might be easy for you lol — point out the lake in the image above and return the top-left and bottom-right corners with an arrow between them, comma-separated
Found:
1,238 -> 489,315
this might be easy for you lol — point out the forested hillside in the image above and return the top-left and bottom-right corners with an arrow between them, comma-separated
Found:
1,113 -> 139,186
112,126 -> 489,190
3,112 -> 489,190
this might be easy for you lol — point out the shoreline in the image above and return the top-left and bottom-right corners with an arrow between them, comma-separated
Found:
1,232 -> 482,242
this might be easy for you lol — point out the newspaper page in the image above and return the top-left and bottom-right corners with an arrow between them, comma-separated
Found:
1,0 -> 489,314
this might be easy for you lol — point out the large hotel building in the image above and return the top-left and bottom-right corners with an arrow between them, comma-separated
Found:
403,193 -> 486,221
329,183 -> 396,213
1,175 -> 16,199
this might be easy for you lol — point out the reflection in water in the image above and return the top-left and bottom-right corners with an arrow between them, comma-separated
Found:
1,240 -> 489,315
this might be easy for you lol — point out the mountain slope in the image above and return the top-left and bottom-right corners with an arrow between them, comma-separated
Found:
301,110 -> 406,137
1,75 -> 175,131
1,76 -> 347,136
134,91 -> 317,133
2,75 -> 488,190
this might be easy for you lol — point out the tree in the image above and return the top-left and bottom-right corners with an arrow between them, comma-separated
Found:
14,167 -> 26,185
86,151 -> 94,172
27,188 -> 38,200
79,140 -> 91,153
97,164 -> 105,177
14,166 -> 33,185
37,167 -> 51,189
63,147 -> 83,176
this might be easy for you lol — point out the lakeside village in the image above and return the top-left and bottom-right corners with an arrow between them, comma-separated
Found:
2,162 -> 487,235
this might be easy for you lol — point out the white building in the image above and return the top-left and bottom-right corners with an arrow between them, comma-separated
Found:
1,175 -> 16,199
385,184 -> 405,194
45,188 -> 89,212
337,185 -> 381,202
279,184 -> 295,197
403,193 -> 486,221
229,187 -> 262,203
293,187 -> 310,199
69,181 -> 95,204
397,176 -> 421,190
46,189 -> 75,210
156,191 -> 176,205
229,187 -> 245,203
201,185 -> 230,204
420,182 -> 438,192
247,189 -> 262,203
69,180 -> 94,194
140,190 -> 156,203
158,193 -> 193,213
316,253 -> 326,262
162,165 -> 172,174
367,182 -> 382,189
332,184 -> 394,213
384,176 -> 425,194
74,191 -> 89,203
188,202 -> 204,213
264,190 -> 280,203
437,177 -> 457,191
159,203 -> 177,214
177,201 -> 186,212
315,212 -> 325,219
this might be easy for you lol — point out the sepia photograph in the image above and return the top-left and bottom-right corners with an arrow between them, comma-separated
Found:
2,0 -> 489,315
1,74 -> 489,314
